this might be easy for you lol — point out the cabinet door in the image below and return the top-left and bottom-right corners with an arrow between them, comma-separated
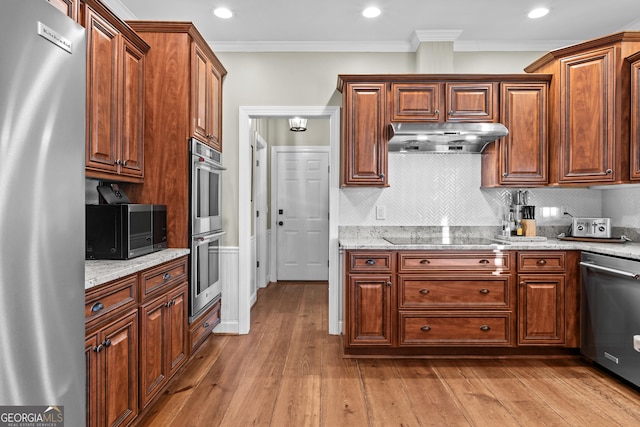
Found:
632,60 -> 640,180
347,274 -> 393,346
168,285 -> 188,377
85,6 -> 119,173
498,83 -> 548,185
192,43 -> 209,143
341,83 -> 387,187
101,311 -> 138,427
559,48 -> 615,183
207,63 -> 223,151
390,82 -> 442,121
119,38 -> 145,178
139,294 -> 168,408
46,0 -> 78,20
85,335 -> 99,427
518,274 -> 565,345
445,82 -> 497,122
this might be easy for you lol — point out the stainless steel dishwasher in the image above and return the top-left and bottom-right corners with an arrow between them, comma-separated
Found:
581,252 -> 640,387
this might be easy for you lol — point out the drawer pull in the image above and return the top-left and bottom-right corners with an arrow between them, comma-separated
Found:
480,325 -> 491,332
102,339 -> 111,348
365,259 -> 376,265
204,322 -> 210,328
420,325 -> 431,332
163,272 -> 171,280
536,259 -> 547,265
419,259 -> 430,264
94,345 -> 103,353
91,302 -> 104,312
479,288 -> 490,294
479,259 -> 490,264
419,288 -> 430,295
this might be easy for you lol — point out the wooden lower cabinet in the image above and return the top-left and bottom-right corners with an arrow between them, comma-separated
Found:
346,274 -> 393,346
86,256 -> 193,426
85,310 -> 138,427
344,249 -> 580,356
189,298 -> 221,353
139,283 -> 188,408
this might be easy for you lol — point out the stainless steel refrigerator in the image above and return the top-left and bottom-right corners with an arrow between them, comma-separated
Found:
0,1 -> 86,425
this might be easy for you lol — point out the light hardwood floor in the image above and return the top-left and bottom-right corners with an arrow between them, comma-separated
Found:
135,281 -> 640,426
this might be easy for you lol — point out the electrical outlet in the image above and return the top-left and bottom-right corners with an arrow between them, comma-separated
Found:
376,205 -> 386,220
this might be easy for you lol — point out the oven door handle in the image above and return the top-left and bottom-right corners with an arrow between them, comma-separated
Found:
194,155 -> 226,170
580,261 -> 640,280
193,231 -> 226,244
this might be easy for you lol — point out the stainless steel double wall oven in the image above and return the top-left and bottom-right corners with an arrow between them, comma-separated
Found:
189,138 -> 224,322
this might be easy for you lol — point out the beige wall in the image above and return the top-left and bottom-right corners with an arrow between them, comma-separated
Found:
216,50 -> 545,246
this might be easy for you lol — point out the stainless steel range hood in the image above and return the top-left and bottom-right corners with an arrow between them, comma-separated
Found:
388,122 -> 508,153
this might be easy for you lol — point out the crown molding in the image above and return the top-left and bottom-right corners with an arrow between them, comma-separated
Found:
209,40 -> 415,53
453,40 -> 580,52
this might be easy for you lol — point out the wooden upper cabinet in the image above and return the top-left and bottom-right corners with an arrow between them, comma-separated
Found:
191,41 -> 224,151
340,82 -> 388,187
391,82 -> 497,122
525,32 -> 640,185
482,81 -> 549,187
82,0 -> 149,183
391,82 -> 442,121
630,53 -> 640,180
559,48 -> 616,183
46,0 -> 79,21
446,82 -> 498,122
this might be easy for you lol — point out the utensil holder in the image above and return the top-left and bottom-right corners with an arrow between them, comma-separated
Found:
522,219 -> 537,237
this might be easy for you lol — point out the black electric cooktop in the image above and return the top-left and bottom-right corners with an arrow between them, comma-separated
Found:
383,236 -> 506,246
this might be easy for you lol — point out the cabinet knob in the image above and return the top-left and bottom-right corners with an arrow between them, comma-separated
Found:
102,339 -> 111,348
204,322 -> 210,328
480,325 -> 491,332
520,281 -> 526,286
387,281 -> 392,287
536,259 -> 547,265
434,109 -> 439,115
365,259 -> 376,265
380,173 -> 385,179
163,272 -> 171,280
94,345 -> 103,353
420,325 -> 431,332
502,172 -> 508,177
606,169 -> 613,175
419,288 -> 430,295
121,160 -> 127,166
115,159 -> 121,165
479,288 -> 490,294
448,110 -> 453,116
91,302 -> 104,312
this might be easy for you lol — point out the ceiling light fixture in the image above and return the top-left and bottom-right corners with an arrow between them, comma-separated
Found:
362,7 -> 381,18
528,7 -> 549,19
289,117 -> 307,132
213,7 -> 234,19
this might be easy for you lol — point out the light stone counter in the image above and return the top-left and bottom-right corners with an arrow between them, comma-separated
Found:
85,248 -> 190,290
339,237 -> 640,261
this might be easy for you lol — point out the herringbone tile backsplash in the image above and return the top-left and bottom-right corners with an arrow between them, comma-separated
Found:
339,153 -> 619,227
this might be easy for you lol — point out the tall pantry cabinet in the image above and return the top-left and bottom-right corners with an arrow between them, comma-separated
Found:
121,22 -> 227,249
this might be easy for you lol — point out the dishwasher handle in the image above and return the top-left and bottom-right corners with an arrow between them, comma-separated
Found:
580,261 -> 640,280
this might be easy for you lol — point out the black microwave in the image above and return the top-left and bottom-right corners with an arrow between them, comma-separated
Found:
85,204 -> 167,260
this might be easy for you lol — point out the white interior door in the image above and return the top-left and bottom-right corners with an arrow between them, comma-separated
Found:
275,149 -> 329,281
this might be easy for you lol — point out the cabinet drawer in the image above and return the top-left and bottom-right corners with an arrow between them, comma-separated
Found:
348,252 -> 392,273
398,251 -> 511,273
189,299 -> 221,353
85,274 -> 138,327
399,312 -> 511,346
399,275 -> 511,309
518,252 -> 565,272
140,257 -> 188,300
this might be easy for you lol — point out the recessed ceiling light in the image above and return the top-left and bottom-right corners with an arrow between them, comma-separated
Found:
528,7 -> 549,19
213,7 -> 234,19
362,7 -> 381,18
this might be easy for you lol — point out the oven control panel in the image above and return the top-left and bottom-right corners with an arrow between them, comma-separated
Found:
572,217 -> 611,238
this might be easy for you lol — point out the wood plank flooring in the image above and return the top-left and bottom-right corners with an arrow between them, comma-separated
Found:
135,281 -> 640,427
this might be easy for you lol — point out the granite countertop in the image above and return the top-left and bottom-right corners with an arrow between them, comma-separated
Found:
85,248 -> 190,290
339,237 -> 640,261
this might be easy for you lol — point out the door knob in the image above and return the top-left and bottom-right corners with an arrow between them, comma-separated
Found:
278,221 -> 284,226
